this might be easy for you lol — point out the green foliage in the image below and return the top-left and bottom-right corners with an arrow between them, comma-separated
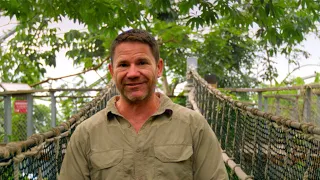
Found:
58,79 -> 94,120
0,17 -> 64,84
292,77 -> 305,85
197,20 -> 259,88
11,112 -> 27,141
170,91 -> 187,106
0,0 -> 319,108
170,96 -> 186,106
226,165 -> 240,180
314,73 -> 320,83
0,134 -> 4,142
64,30 -> 107,68
151,20 -> 194,95
33,104 -> 52,133
241,75 -> 310,122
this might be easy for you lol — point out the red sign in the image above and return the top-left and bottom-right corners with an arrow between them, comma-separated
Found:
14,100 -> 27,114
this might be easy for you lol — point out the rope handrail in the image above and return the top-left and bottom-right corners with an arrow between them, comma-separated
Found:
222,84 -> 320,92
0,88 -> 104,96
189,69 -> 320,135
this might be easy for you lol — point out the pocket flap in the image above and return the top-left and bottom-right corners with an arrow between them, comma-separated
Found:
90,149 -> 123,169
155,145 -> 193,163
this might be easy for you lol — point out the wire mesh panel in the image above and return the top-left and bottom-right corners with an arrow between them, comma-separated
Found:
33,100 -> 52,134
219,101 -> 228,151
0,157 -> 14,179
241,113 -> 256,174
20,149 -> 44,179
252,117 -> 269,180
214,100 -> 223,140
227,87 -> 320,127
234,110 -> 245,165
0,100 -> 4,141
226,166 -> 240,180
224,104 -> 236,155
57,136 -> 68,173
266,123 -> 286,179
308,138 -> 320,179
263,92 -> 320,126
225,107 -> 238,158
40,142 -> 58,179
12,111 -> 27,141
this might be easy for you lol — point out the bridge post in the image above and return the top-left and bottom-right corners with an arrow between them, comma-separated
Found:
4,95 -> 12,142
27,94 -> 34,137
258,92 -> 262,110
184,72 -> 194,109
276,97 -> 280,115
317,95 -> 320,126
51,91 -> 56,127
185,57 -> 198,110
303,87 -> 311,123
294,97 -> 299,121
264,97 -> 268,112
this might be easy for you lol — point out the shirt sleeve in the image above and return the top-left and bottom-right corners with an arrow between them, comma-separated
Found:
192,116 -> 229,180
59,124 -> 90,180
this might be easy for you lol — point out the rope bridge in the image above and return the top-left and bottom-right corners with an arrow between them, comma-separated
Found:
0,70 -> 319,179
187,70 -> 320,179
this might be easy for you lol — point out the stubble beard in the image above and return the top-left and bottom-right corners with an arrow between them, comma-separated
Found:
119,78 -> 157,104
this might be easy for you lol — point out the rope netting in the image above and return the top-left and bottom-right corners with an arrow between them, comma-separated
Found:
0,82 -> 117,180
187,69 -> 320,180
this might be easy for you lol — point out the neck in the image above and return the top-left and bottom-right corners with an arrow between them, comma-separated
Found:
116,93 -> 160,117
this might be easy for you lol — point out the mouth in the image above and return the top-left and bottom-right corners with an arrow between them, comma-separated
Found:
125,82 -> 145,87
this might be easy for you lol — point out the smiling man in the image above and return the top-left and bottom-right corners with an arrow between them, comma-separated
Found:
59,29 -> 228,180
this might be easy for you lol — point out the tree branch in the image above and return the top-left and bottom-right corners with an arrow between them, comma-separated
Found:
0,26 -> 17,44
161,65 -> 170,95
281,64 -> 320,84
30,56 -> 110,87
94,70 -> 109,85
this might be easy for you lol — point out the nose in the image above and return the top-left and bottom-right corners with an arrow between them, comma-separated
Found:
127,65 -> 140,78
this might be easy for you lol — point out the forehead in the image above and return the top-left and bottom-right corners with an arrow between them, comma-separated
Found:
113,42 -> 153,60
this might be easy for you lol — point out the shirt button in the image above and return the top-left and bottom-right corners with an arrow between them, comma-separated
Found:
125,169 -> 132,174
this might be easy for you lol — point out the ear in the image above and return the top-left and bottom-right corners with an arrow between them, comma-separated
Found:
108,63 -> 114,77
157,58 -> 164,78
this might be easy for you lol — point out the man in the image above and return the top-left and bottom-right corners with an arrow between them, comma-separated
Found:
59,29 -> 228,180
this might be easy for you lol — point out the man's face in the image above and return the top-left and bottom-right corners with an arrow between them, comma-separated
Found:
109,42 -> 163,103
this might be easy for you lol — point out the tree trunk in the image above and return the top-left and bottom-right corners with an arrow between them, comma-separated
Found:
161,65 -> 172,96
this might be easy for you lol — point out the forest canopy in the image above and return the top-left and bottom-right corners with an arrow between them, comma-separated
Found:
0,0 -> 319,93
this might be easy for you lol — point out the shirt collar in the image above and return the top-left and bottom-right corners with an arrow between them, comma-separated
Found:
106,93 -> 173,120
153,93 -> 173,117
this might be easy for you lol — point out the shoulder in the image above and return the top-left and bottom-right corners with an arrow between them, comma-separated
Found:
73,108 -> 109,136
170,103 -> 207,128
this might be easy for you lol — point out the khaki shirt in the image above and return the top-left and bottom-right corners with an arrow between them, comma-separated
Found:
59,94 -> 228,180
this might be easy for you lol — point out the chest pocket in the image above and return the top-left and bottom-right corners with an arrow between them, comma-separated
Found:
154,145 -> 193,180
89,149 -> 123,180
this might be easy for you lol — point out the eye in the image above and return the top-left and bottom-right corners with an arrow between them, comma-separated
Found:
118,63 -> 128,67
138,60 -> 148,65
